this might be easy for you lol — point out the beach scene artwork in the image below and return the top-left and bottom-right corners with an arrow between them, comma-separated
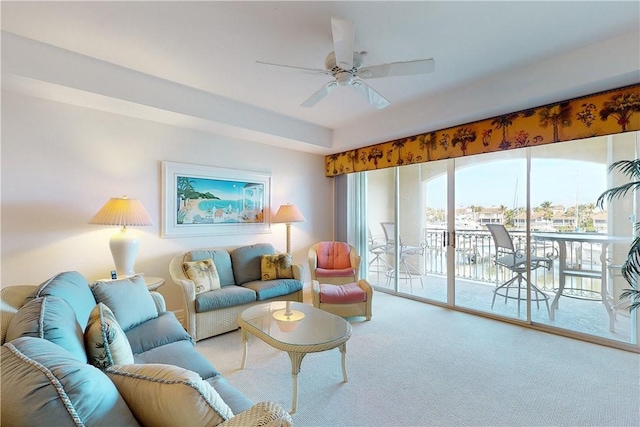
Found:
176,175 -> 265,225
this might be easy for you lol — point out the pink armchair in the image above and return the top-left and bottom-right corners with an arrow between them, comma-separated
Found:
308,241 -> 361,285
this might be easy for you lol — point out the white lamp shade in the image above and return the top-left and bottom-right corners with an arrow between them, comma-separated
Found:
273,204 -> 306,224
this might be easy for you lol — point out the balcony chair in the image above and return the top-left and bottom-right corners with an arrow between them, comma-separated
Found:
368,228 -> 392,275
486,224 -> 552,317
308,241 -> 361,285
380,222 -> 425,292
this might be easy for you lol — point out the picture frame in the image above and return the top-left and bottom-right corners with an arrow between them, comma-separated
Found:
161,161 -> 271,238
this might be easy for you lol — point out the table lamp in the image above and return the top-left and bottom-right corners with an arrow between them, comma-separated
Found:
273,203 -> 306,254
89,195 -> 154,277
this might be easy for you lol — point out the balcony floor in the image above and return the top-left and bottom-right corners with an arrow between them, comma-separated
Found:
366,270 -> 633,343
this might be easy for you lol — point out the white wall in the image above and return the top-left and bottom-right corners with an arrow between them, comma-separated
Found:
1,91 -> 335,311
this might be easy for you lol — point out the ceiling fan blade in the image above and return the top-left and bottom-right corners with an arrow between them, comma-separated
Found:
256,60 -> 330,76
357,58 -> 435,79
331,17 -> 355,70
301,81 -> 338,107
351,80 -> 390,109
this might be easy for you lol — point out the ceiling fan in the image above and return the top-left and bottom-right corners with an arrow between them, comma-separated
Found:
257,17 -> 435,109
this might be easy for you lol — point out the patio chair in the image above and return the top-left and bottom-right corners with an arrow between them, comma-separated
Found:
368,227 -> 391,274
380,222 -> 425,291
486,224 -> 552,316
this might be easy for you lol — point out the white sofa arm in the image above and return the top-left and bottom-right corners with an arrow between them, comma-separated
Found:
149,291 -> 166,313
218,401 -> 292,427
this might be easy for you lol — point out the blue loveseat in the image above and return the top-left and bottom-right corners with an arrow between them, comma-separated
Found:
169,243 -> 304,341
0,271 -> 292,426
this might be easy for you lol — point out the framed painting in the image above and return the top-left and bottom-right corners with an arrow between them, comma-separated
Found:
161,161 -> 271,237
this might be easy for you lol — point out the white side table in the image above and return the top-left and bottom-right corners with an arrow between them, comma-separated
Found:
95,276 -> 165,291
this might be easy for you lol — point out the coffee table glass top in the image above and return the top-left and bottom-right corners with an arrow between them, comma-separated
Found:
240,301 -> 351,347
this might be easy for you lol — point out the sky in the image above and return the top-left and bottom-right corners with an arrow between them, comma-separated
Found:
426,158 -> 607,210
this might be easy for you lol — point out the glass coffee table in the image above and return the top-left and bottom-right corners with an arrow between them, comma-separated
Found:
238,301 -> 352,414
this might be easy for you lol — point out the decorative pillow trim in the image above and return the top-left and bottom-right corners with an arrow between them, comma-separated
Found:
99,303 -> 114,366
36,297 -> 46,339
106,366 -> 232,420
4,342 -> 83,426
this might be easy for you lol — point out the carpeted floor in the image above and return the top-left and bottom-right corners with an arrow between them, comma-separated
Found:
196,291 -> 640,427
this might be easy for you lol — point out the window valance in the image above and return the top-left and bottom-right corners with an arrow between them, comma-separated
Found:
325,84 -> 640,177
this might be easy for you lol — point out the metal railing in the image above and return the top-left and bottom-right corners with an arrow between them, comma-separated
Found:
419,228 -> 605,296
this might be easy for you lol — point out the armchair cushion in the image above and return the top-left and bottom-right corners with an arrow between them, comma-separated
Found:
91,275 -> 158,331
316,241 -> 352,269
231,243 -> 277,285
182,258 -> 221,293
106,363 -> 233,426
316,267 -> 357,278
5,296 -> 87,363
260,253 -> 294,280
187,249 -> 236,286
85,303 -> 134,369
2,337 -> 139,427
319,282 -> 367,304
195,286 -> 257,312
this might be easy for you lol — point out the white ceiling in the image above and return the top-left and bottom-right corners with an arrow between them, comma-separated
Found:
1,1 -> 639,154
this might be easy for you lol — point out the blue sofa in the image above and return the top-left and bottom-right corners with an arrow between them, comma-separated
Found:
169,243 -> 304,341
0,271 -> 292,426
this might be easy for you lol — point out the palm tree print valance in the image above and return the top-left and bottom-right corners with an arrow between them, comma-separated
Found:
325,84 -> 640,177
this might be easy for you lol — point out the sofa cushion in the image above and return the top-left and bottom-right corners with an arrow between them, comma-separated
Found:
195,285 -> 257,312
261,253 -> 294,280
207,375 -> 254,415
242,278 -> 303,301
133,339 -> 220,380
5,296 -> 87,363
187,249 -> 236,286
231,243 -> 277,285
182,258 -> 221,293
91,275 -> 158,331
125,311 -> 193,355
32,271 -> 96,330
1,337 -> 139,427
106,363 -> 233,427
85,303 -> 134,369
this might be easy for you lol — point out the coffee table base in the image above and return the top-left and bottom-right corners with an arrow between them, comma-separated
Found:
240,328 -> 348,414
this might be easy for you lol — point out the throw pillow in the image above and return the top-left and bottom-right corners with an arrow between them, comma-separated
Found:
106,363 -> 233,426
2,337 -> 138,427
5,296 -> 88,363
182,258 -> 221,294
91,275 -> 158,331
85,303 -> 134,369
260,253 -> 294,280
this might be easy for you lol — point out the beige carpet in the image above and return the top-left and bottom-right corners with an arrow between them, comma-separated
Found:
196,291 -> 640,426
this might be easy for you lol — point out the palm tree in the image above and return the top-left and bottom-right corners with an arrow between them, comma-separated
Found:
599,91 -> 640,132
491,112 -> 519,145
538,102 -> 572,142
596,159 -> 640,311
451,127 -> 477,156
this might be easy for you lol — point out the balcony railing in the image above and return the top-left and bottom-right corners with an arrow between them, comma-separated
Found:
419,228 -> 605,297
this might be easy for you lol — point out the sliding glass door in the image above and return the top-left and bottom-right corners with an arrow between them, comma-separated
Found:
356,132 -> 639,349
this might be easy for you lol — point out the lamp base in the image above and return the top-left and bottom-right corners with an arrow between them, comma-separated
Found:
109,227 -> 140,277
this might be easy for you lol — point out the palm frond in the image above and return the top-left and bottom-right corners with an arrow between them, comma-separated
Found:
596,182 -> 640,208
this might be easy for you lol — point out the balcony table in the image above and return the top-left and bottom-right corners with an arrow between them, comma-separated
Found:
532,232 -> 631,331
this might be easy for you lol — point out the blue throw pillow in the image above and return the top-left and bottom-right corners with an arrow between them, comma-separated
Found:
91,275 -> 158,331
